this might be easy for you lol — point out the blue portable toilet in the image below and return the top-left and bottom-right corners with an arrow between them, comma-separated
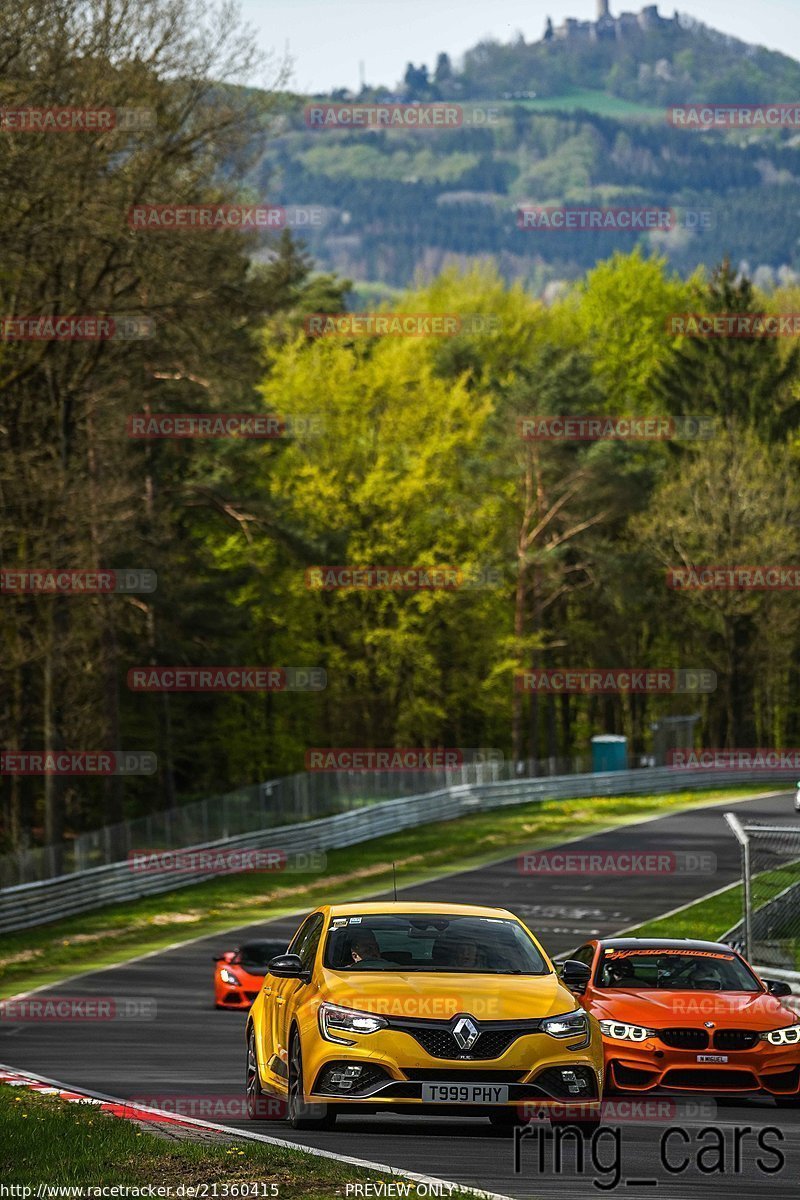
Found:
591,734 -> 628,772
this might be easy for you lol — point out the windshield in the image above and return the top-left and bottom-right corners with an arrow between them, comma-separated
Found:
323,914 -> 549,974
235,943 -> 285,973
595,948 -> 761,992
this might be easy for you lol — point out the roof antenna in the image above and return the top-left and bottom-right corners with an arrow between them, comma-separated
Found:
392,862 -> 398,901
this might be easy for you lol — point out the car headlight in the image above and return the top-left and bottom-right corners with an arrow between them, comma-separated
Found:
541,1010 -> 589,1040
599,1020 -> 655,1042
220,968 -> 240,986
762,1024 -> 800,1046
318,1002 -> 388,1046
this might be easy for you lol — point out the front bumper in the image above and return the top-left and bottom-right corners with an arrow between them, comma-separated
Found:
604,1037 -> 800,1095
301,1026 -> 604,1110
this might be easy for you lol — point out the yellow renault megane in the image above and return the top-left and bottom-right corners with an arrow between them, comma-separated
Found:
245,901 -> 603,1129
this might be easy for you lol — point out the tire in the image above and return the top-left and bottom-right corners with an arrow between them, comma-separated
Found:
287,1032 -> 336,1130
246,1026 -> 269,1120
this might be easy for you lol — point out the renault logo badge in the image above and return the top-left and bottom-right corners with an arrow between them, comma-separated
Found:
453,1016 -> 480,1050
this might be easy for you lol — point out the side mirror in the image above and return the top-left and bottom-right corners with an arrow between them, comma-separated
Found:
212,951 -> 235,963
268,953 -> 310,982
561,960 -> 591,992
764,979 -> 793,998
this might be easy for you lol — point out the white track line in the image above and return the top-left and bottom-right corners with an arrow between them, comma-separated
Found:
0,1064 -> 512,1200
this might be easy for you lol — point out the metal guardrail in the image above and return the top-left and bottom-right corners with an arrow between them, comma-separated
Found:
0,767 -> 794,933
0,755 -> 589,888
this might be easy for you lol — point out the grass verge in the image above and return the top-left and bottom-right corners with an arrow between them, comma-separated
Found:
627,860 -> 800,968
1,786 -> 771,998
0,1085 -> 448,1196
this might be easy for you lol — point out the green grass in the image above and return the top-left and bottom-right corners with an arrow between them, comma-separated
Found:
0,787 -> 768,998
493,90 -> 664,121
0,1085 -> 451,1195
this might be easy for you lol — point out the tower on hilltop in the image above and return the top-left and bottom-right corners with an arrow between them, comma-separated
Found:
597,0 -> 610,16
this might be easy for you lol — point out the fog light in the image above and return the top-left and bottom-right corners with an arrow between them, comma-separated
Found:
329,1065 -> 363,1091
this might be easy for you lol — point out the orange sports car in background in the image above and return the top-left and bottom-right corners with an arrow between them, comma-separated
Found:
565,936 -> 800,1107
213,939 -> 287,1009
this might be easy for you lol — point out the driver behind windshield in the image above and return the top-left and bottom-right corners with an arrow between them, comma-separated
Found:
349,931 -> 390,966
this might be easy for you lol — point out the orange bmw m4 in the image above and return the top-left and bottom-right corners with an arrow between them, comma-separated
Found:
566,937 -> 800,1107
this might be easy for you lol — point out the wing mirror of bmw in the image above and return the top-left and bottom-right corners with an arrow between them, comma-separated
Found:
560,960 -> 591,991
763,978 -> 793,997
268,953 -> 311,982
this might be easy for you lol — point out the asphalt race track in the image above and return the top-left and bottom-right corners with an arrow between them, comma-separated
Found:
3,790 -> 800,1198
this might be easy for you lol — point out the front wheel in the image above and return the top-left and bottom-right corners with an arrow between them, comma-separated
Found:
287,1033 -> 336,1130
246,1027 -> 268,1120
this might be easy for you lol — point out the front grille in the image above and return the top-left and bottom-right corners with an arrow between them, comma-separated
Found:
245,991 -> 259,1004
403,1027 -> 516,1059
658,1028 -> 709,1050
533,1066 -> 599,1100
662,1068 -> 756,1090
714,1029 -> 759,1051
221,991 -> 242,1005
389,1016 -> 542,1061
401,1069 -> 525,1082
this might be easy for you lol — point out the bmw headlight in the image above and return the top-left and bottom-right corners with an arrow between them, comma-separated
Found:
318,1002 -> 388,1046
762,1024 -> 800,1046
541,1009 -> 590,1048
220,968 -> 240,986
599,1020 -> 655,1042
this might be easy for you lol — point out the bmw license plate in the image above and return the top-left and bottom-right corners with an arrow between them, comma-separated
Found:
421,1083 -> 509,1104
697,1054 -> 728,1063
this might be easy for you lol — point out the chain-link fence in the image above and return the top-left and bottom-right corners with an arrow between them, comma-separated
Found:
724,813 -> 800,971
0,753 -> 590,888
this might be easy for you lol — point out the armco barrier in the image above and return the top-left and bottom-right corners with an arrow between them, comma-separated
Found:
0,768 -> 792,933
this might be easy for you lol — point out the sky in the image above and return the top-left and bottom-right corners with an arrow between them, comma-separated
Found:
240,1 -> 800,94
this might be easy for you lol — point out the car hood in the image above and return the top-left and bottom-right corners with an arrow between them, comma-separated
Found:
587,989 -> 798,1031
321,969 -> 580,1022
